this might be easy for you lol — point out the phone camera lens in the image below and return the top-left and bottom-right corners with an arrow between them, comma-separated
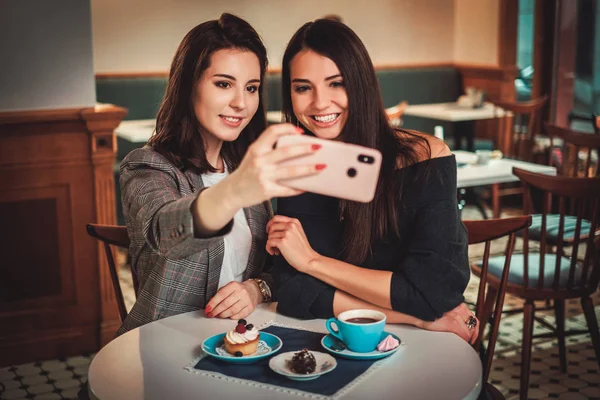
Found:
347,168 -> 357,178
358,155 -> 374,164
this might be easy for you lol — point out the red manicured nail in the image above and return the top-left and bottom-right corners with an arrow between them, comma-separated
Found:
311,144 -> 321,151
207,312 -> 213,318
295,127 -> 304,133
315,164 -> 327,171
205,305 -> 212,313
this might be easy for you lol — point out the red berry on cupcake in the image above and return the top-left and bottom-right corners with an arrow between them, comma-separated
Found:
235,323 -> 247,334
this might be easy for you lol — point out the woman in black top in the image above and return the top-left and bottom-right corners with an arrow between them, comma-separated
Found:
267,19 -> 477,343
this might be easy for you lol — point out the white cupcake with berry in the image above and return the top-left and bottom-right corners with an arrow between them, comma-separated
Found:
223,319 -> 260,356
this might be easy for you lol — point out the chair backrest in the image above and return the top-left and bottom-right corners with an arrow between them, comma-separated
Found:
546,124 -> 600,177
513,168 -> 600,294
86,223 -> 135,322
567,111 -> 600,135
385,101 -> 408,128
492,96 -> 548,162
385,101 -> 408,120
464,215 -> 532,383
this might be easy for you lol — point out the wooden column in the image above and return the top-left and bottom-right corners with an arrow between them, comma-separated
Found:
531,0 -> 557,120
498,0 -> 519,67
0,105 -> 126,366
553,1 -> 578,126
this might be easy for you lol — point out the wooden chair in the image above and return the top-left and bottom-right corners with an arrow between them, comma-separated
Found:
512,124 -> 600,250
464,215 -> 532,400
472,169 -> 600,400
385,101 -> 408,127
567,111 -> 600,135
86,224 -> 136,322
489,96 -> 549,218
546,123 -> 600,178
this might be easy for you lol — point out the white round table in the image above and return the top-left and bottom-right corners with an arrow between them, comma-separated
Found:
88,303 -> 482,400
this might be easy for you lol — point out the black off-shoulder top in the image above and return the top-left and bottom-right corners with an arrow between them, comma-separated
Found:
273,155 -> 470,321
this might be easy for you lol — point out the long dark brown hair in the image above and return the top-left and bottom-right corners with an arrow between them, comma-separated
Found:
148,13 -> 268,173
281,19 -> 430,265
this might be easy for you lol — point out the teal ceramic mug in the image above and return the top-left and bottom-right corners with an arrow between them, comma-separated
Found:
325,309 -> 386,353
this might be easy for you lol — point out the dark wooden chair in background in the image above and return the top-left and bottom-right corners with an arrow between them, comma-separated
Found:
567,111 -> 600,135
472,168 -> 600,400
464,215 -> 532,400
86,224 -> 136,322
547,123 -> 600,178
517,124 -> 600,249
489,96 -> 549,218
385,100 -> 408,127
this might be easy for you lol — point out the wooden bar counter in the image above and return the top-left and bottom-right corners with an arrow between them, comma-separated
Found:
0,104 -> 127,366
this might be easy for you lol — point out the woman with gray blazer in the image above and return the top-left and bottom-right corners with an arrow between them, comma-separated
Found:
117,13 -> 323,334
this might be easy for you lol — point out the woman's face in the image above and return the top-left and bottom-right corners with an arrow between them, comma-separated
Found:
193,48 -> 261,143
289,50 -> 348,140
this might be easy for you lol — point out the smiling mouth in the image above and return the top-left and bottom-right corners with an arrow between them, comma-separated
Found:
311,113 -> 340,123
220,115 -> 243,123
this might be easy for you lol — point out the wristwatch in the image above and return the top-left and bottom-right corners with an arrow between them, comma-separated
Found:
250,278 -> 272,302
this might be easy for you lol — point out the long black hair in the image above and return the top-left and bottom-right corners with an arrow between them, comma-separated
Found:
149,13 -> 268,173
282,19 -> 430,265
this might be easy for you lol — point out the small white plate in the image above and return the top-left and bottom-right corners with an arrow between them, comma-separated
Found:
269,351 -> 337,381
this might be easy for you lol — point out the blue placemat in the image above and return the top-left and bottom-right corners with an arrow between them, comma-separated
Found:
189,324 -> 387,398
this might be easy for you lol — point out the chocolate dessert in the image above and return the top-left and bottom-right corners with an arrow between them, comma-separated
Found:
289,349 -> 317,374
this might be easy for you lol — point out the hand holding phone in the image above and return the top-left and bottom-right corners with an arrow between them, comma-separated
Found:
276,135 -> 382,203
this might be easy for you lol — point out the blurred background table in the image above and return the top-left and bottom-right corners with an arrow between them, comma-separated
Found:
403,102 -> 507,151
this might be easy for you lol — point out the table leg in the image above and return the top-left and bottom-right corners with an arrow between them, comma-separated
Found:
492,184 -> 500,218
454,121 -> 476,152
457,188 -> 489,220
457,188 -> 467,218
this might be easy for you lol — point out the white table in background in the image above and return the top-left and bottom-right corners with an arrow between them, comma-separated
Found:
454,150 -> 557,188
403,102 -> 507,152
115,119 -> 156,143
88,303 -> 482,400
403,102 -> 506,122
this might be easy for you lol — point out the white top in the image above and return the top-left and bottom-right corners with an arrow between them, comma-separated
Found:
88,303 -> 483,400
201,168 -> 251,289
403,102 -> 507,122
454,151 -> 557,188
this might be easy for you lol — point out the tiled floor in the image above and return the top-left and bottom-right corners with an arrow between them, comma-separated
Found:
1,205 -> 599,400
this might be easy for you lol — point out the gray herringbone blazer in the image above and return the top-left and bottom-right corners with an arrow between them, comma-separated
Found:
117,148 -> 273,335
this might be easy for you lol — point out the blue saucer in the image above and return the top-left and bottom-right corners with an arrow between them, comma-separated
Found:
201,332 -> 282,364
321,331 -> 402,360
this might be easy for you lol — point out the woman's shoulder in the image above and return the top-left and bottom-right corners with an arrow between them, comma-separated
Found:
393,130 -> 457,202
120,146 -> 187,180
121,146 -> 182,172
395,129 -> 452,168
122,146 -> 167,166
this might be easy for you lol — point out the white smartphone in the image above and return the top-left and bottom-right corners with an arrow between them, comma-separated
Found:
276,135 -> 382,203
